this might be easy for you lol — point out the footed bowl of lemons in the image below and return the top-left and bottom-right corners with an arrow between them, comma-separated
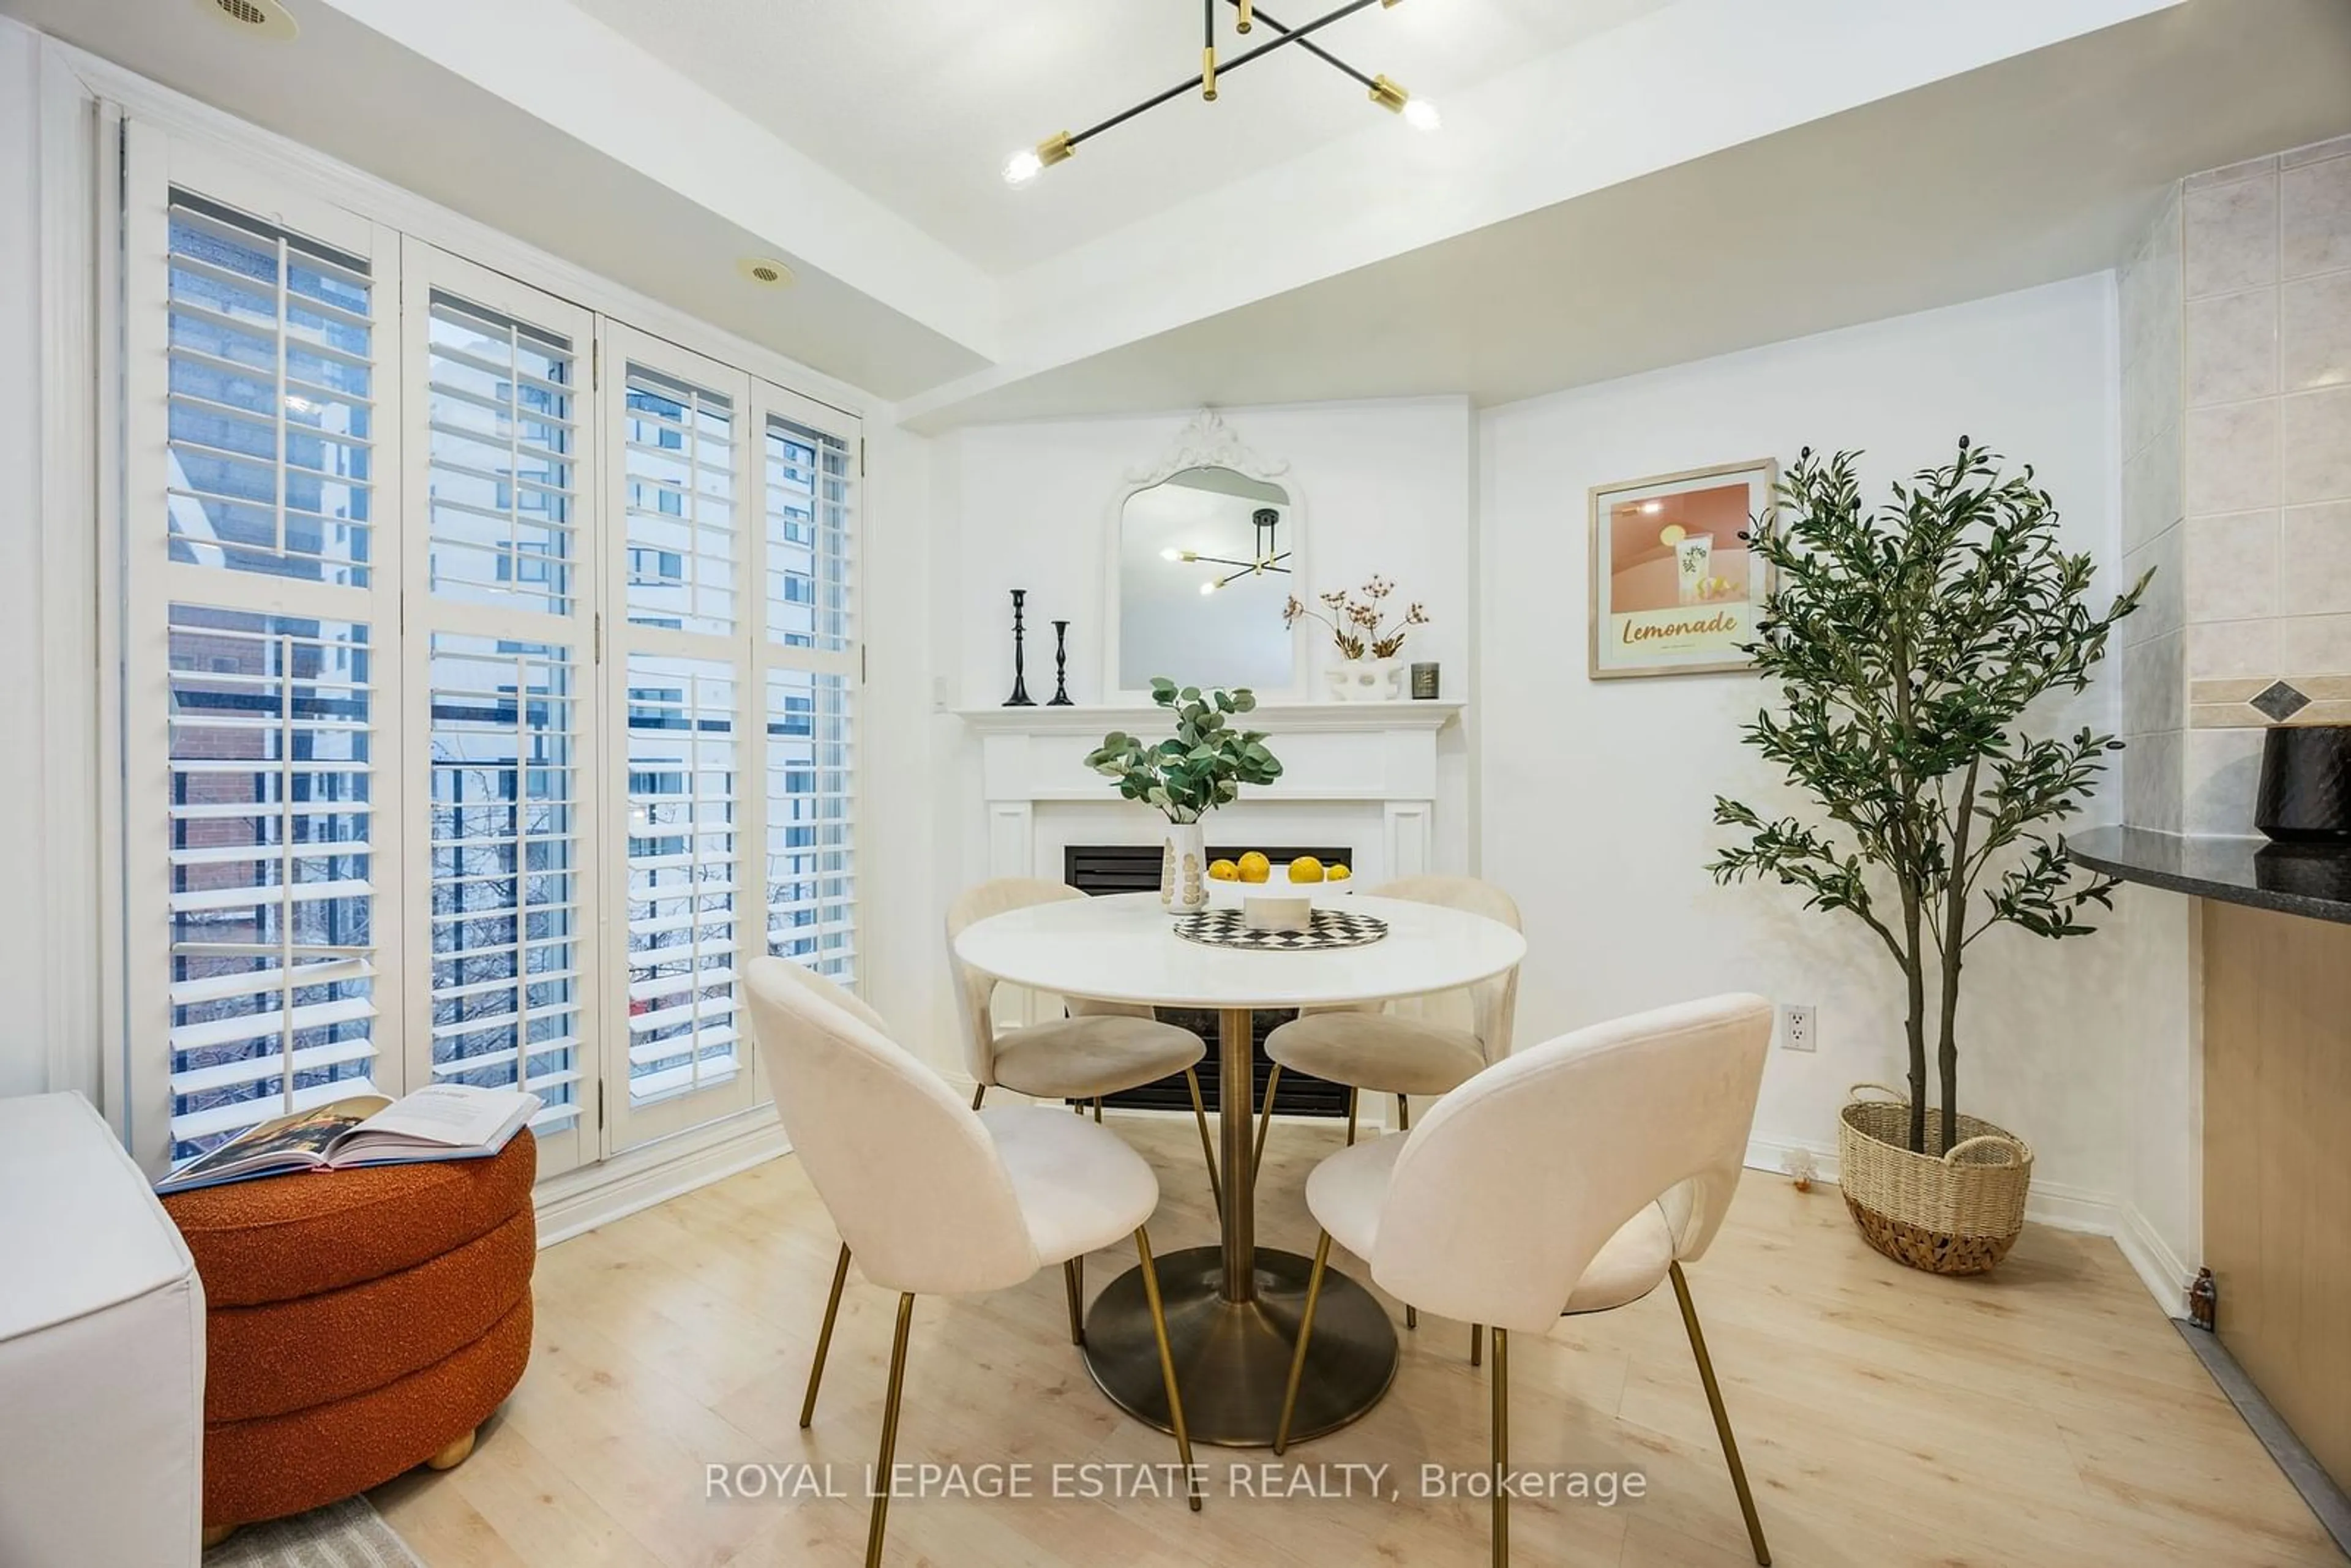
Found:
1204,853 -> 1355,931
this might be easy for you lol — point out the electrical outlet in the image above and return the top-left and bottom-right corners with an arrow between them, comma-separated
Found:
1780,1003 -> 1817,1052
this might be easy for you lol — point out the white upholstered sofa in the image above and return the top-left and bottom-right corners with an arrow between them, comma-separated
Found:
0,1092 -> 206,1566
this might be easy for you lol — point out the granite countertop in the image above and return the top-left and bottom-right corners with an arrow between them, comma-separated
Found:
2067,825 -> 2351,926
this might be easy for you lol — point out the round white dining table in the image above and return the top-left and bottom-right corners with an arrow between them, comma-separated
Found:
950,890 -> 1527,1449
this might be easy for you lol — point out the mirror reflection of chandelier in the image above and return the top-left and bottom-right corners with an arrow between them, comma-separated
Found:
1163,507 -> 1292,595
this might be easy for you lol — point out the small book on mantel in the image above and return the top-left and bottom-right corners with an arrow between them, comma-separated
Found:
155,1084 -> 541,1196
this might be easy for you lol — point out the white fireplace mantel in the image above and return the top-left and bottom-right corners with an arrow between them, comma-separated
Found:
957,702 -> 1464,887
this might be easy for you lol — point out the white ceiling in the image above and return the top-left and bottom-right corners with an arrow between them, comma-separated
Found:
8,0 -> 2343,422
557,0 -> 1675,273
0,0 -> 991,398
909,0 -> 2351,427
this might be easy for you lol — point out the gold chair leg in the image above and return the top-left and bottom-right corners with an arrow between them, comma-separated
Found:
970,1084 -> 986,1111
1134,1226 -> 1201,1512
1063,1258 -> 1086,1345
1491,1326 -> 1510,1568
1093,1097 -> 1104,1122
1671,1262 -> 1771,1567
1252,1064 -> 1282,1180
1344,1087 -> 1358,1146
1274,1229 -> 1332,1455
800,1242 -> 852,1428
1471,1323 -> 1484,1367
865,1293 -> 917,1568
1183,1067 -> 1223,1223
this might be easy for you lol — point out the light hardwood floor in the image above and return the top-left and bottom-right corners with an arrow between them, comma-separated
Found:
373,1115 -> 2340,1567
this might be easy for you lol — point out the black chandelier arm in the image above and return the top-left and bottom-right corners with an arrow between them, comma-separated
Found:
1211,561 -> 1294,588
1070,0 -> 1389,149
1217,0 -> 1378,91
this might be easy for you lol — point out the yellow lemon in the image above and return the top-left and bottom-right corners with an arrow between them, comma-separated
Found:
1328,863 -> 1352,881
1288,856 -> 1325,883
1659,523 -> 1686,547
1237,851 -> 1272,883
1208,859 -> 1240,882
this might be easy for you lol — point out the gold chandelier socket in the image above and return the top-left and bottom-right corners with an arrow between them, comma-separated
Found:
1203,46 -> 1218,100
1237,0 -> 1253,31
1038,131 -> 1075,168
1368,74 -> 1409,113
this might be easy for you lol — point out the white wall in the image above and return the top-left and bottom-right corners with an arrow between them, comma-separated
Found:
896,399 -> 1476,1070
0,19 -> 56,1100
1479,276 -> 2184,1267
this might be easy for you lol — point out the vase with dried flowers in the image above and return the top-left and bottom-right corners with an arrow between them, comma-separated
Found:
1283,577 -> 1431,702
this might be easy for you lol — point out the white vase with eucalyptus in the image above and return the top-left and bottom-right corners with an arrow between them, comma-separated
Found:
1084,678 -> 1284,914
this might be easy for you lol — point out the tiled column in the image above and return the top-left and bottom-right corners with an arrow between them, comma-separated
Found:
2120,189 -> 2185,831
2178,137 -> 2351,833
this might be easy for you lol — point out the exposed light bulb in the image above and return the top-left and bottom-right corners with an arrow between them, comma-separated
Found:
1199,580 -> 1219,596
1003,148 -> 1044,186
1402,97 -> 1442,132
1640,500 -> 1663,515
1161,547 -> 1182,561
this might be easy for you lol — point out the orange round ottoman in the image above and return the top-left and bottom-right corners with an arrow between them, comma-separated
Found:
162,1130 -> 536,1540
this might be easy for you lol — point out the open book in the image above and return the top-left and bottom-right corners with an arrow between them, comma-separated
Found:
156,1084 -> 541,1196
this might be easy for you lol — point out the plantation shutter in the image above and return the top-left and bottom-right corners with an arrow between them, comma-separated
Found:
125,137 -> 406,1172
601,328 -> 762,1150
762,411 -> 857,986
402,243 -> 599,1174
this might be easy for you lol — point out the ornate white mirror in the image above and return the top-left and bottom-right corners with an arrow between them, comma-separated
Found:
1107,412 -> 1305,699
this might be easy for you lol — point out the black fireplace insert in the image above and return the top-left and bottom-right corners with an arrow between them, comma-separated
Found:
1062,843 -> 1352,1119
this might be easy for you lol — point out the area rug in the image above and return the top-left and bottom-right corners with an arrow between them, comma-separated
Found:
205,1497 -> 425,1568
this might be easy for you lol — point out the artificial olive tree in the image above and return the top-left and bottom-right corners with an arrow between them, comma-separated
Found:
1711,441 -> 2147,1155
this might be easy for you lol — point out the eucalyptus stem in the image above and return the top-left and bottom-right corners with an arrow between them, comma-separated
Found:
1084,678 -> 1283,822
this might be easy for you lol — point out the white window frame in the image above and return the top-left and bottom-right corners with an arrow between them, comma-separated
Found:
119,127 -> 408,1174
400,239 -> 604,1178
98,89 -> 869,1185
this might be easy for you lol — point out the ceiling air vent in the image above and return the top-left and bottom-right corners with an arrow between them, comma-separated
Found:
198,0 -> 299,40
737,257 -> 796,288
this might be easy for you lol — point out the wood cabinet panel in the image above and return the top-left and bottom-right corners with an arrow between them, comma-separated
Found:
2203,899 -> 2351,1490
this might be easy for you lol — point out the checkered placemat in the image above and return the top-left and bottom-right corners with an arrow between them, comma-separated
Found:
1172,908 -> 1390,950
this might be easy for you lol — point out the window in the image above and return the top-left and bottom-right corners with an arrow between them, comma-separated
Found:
623,656 -> 743,1103
164,609 -> 378,1164
120,143 -> 861,1177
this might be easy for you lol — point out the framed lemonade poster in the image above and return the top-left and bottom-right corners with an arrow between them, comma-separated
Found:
1589,458 -> 1777,679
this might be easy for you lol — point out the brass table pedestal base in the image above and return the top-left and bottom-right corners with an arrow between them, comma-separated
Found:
1082,1244 -> 1398,1449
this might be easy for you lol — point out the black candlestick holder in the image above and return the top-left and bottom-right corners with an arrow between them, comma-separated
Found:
1003,589 -> 1035,707
1048,620 -> 1074,705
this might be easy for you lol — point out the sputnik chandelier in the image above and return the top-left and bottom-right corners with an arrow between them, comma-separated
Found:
1003,0 -> 1438,185
1163,506 -> 1292,595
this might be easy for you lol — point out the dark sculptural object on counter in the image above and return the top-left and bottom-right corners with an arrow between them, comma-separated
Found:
2255,724 -> 2351,841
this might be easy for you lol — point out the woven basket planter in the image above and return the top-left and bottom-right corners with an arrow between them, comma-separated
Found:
1837,1084 -> 2033,1275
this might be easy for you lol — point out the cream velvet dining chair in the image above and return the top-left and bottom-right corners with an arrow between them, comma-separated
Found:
744,957 -> 1198,1568
1256,874 -> 1521,1340
948,879 -> 1224,1256
1275,993 -> 1775,1568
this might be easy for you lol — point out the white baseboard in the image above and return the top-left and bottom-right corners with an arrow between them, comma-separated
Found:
2113,1203 -> 2195,1316
534,1107 -> 792,1247
1742,1135 -> 2192,1316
